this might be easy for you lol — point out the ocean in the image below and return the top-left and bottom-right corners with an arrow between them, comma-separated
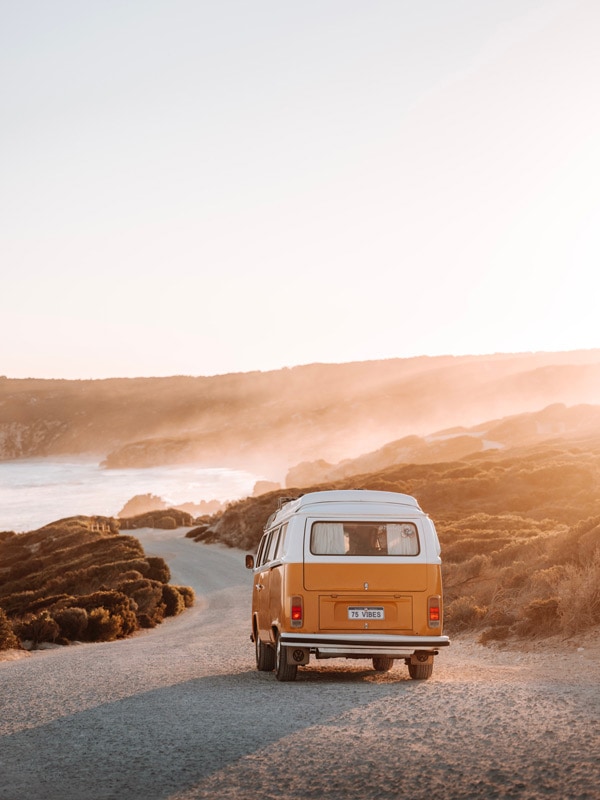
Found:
0,459 -> 260,533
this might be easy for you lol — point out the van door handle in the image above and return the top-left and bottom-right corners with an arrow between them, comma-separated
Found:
256,583 -> 264,591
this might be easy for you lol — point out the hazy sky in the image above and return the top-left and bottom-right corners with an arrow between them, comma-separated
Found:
2,0 -> 599,379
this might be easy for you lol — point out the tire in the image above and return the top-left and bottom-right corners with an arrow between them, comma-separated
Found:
408,661 -> 434,680
372,656 -> 394,672
255,633 -> 275,672
275,633 -> 298,682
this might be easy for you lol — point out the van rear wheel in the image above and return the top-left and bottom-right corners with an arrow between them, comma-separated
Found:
255,635 -> 275,671
275,634 -> 298,682
372,656 -> 394,672
408,661 -> 434,680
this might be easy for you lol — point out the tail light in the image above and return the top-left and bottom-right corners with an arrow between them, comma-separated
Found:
291,595 -> 303,627
428,595 -> 441,627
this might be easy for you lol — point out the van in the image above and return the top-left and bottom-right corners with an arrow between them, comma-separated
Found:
245,489 -> 449,681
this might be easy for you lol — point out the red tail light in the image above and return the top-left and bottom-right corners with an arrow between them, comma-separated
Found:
291,595 -> 303,627
428,596 -> 441,627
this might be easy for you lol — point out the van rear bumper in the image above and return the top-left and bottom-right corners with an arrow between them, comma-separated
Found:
280,632 -> 450,658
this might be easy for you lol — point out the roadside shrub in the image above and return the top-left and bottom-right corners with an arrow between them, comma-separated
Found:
445,596 -> 487,632
514,598 -> 560,636
86,607 -> 122,641
52,607 -> 88,642
146,556 -> 171,584
556,552 -> 600,632
15,611 -> 60,648
138,613 -> 160,629
445,554 -> 491,592
0,608 -> 19,650
0,520 -> 194,647
75,591 -> 139,638
162,585 -> 185,617
120,579 -> 165,623
550,516 -> 600,567
499,562 -> 532,590
174,585 -> 195,608
529,565 -> 568,595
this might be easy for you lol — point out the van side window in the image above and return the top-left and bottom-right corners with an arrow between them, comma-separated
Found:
256,532 -> 271,567
265,527 -> 281,563
311,521 -> 420,556
274,523 -> 288,559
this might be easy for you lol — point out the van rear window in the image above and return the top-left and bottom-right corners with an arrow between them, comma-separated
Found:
310,521 -> 420,556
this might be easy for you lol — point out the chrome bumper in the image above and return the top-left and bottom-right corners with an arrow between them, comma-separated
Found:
279,632 -> 450,658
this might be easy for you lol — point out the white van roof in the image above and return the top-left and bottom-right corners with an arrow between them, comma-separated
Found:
267,489 -> 423,528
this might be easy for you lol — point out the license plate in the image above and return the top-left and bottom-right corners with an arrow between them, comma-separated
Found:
348,606 -> 385,620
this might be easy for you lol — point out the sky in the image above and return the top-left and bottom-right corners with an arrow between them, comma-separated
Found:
2,0 -> 599,380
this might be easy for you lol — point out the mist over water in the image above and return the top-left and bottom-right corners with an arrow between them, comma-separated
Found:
0,459 -> 260,533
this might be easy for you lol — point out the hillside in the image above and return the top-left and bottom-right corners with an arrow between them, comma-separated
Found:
188,431 -> 600,644
285,402 -> 600,485
1,350 -> 600,477
0,515 -> 195,651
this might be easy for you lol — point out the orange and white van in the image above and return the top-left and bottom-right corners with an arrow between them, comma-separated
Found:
245,489 -> 449,681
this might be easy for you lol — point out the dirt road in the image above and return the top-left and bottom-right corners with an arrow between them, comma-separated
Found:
1,528 -> 599,800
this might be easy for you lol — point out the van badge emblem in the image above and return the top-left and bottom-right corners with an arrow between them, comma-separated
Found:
364,582 -> 369,591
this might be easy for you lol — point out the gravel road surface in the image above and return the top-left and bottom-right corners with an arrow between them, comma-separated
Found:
1,528 -> 599,800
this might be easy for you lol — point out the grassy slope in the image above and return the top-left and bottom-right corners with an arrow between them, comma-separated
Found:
189,435 -> 600,642
2,430 -> 599,649
0,514 -> 195,651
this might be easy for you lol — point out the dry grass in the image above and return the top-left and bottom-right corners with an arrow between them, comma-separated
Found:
4,437 -> 600,650
447,517 -> 600,642
191,438 -> 600,644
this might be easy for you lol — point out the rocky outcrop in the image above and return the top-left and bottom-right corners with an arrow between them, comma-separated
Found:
117,494 -> 223,519
117,494 -> 167,518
